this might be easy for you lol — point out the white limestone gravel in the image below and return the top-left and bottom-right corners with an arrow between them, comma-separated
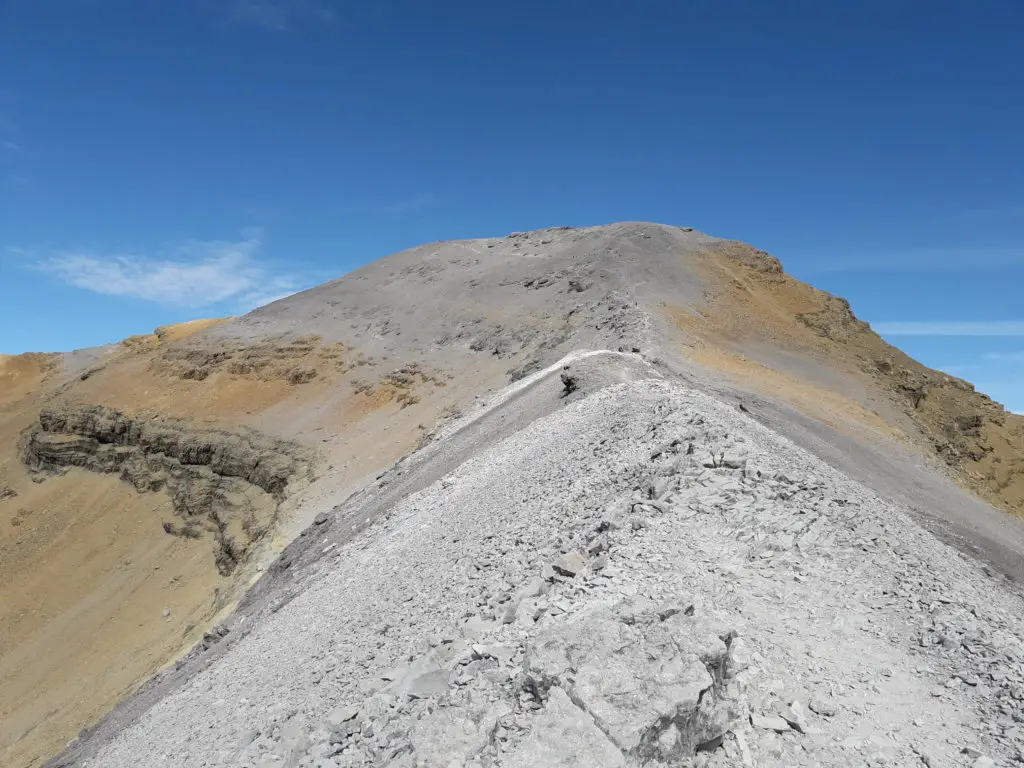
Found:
84,377 -> 1024,768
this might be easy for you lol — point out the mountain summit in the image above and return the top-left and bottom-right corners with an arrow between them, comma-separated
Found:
1,223 -> 1022,767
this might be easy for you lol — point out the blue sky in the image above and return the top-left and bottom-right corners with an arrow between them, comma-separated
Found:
0,1 -> 1022,411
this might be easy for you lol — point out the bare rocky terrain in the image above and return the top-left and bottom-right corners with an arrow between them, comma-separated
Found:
1,222 -> 1022,767
21,403 -> 317,574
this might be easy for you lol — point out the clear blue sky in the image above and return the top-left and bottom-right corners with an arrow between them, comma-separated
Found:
1,1 -> 1022,411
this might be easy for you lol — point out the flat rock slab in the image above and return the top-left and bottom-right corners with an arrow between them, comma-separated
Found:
409,694 -> 509,767
524,598 -> 742,761
503,687 -> 625,768
405,669 -> 450,699
751,713 -> 791,733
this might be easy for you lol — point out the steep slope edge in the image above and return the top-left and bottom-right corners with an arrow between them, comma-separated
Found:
666,237 -> 1024,517
65,370 -> 1024,768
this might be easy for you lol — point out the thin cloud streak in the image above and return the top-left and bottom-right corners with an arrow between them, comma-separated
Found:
984,350 -> 1024,362
871,321 -> 1024,337
808,246 -> 1024,272
3,174 -> 31,189
35,234 -> 308,311
951,203 -> 1024,223
220,0 -> 335,30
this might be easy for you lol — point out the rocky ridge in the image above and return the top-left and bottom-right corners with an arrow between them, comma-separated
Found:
9,223 -> 1024,768
20,403 -> 318,574
77,374 -> 1024,768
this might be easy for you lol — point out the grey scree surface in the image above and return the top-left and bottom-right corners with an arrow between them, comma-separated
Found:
80,376 -> 1024,768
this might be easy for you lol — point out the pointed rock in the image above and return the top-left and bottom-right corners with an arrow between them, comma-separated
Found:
406,669 -> 451,699
552,550 -> 586,577
751,713 -> 791,733
779,700 -> 809,733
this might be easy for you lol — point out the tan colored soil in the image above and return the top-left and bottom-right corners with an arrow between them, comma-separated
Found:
0,321 -> 466,767
669,239 -> 1024,517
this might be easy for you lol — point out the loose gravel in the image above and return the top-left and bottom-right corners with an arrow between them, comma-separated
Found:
84,378 -> 1024,768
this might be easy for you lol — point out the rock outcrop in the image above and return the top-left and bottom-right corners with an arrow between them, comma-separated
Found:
521,598 -> 745,761
20,404 -> 317,573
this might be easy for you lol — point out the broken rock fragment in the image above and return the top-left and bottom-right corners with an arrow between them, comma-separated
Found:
522,599 -> 744,762
324,705 -> 361,742
405,668 -> 450,699
808,695 -> 837,717
552,550 -> 586,577
751,712 -> 791,733
779,700 -> 809,733
472,643 -> 516,667
503,687 -> 625,768
409,691 -> 510,767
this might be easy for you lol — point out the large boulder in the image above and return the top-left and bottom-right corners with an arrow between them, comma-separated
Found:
522,598 -> 746,762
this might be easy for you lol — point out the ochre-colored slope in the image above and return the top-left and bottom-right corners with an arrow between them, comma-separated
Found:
0,324 -> 232,767
0,469 -> 220,768
0,320 -> 470,768
666,239 -> 1024,517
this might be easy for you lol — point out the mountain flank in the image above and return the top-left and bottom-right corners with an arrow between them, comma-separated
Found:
0,222 -> 1021,767
671,238 -> 1024,517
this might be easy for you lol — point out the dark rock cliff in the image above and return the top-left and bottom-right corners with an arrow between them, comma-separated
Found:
21,404 -> 318,574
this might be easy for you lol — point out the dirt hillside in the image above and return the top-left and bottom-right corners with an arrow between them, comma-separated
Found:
663,238 -> 1024,518
3,223 -> 1022,768
0,320 -> 494,767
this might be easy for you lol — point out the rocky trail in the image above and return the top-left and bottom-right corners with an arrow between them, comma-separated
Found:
70,369 -> 1024,767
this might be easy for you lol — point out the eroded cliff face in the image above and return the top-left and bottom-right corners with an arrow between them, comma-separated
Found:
20,404 -> 318,574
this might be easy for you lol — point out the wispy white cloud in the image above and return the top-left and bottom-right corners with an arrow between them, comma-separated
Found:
809,246 -> 1024,272
950,203 -> 1024,223
34,233 -> 308,311
219,0 -> 335,30
2,173 -> 30,189
1,140 -> 19,152
872,321 -> 1024,337
983,350 -> 1024,362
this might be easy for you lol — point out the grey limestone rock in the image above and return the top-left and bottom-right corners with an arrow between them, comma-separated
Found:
404,669 -> 450,699
503,687 -> 625,768
750,713 -> 791,733
808,695 -> 837,718
552,550 -> 586,578
407,692 -> 509,767
779,700 -> 809,733
523,599 -> 743,761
